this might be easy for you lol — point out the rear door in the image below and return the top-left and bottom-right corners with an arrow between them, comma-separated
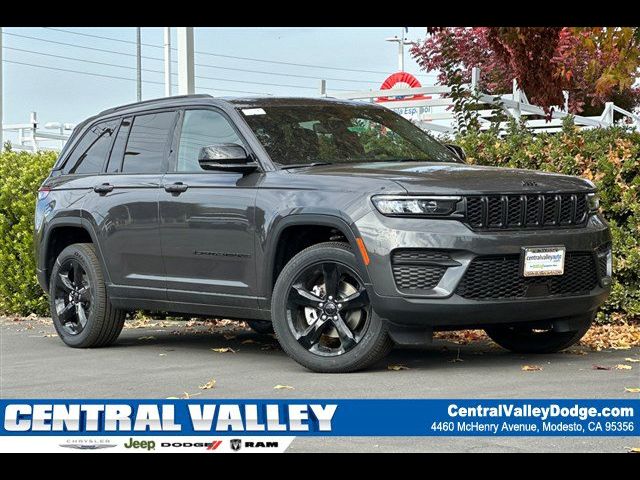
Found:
82,110 -> 179,300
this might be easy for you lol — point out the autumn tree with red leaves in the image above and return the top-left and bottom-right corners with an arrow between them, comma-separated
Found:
412,27 -> 640,116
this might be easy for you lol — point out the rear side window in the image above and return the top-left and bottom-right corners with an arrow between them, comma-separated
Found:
121,111 -> 177,174
62,119 -> 119,175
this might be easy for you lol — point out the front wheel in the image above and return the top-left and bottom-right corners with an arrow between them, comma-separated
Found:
49,243 -> 125,348
271,242 -> 392,373
485,312 -> 594,354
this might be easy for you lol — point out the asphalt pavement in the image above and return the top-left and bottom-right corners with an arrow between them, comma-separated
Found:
1,315 -> 638,453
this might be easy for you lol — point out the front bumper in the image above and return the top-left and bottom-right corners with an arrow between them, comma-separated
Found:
355,210 -> 611,328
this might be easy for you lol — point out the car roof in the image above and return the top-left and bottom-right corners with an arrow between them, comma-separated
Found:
93,94 -> 379,119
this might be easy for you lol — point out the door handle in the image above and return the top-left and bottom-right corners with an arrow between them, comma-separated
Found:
93,183 -> 114,195
164,182 -> 189,194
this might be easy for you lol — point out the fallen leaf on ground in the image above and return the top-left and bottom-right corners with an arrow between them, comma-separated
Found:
624,358 -> 640,363
522,365 -> 543,371
273,384 -> 294,390
628,447 -> 640,453
624,387 -> 640,393
137,336 -> 156,341
158,353 -> 166,357
387,364 -> 410,371
167,392 -> 201,399
592,365 -> 612,370
615,364 -> 632,370
211,347 -> 236,353
199,379 -> 217,390
241,339 -> 258,345
223,334 -> 237,340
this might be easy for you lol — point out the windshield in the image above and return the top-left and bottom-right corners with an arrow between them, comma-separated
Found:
239,104 -> 461,166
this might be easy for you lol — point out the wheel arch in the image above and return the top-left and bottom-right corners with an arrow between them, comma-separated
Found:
41,217 -> 110,291
261,214 -> 370,301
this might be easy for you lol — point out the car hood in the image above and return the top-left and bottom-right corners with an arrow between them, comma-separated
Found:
294,161 -> 595,194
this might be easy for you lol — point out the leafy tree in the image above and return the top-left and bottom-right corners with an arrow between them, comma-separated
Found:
412,27 -> 640,116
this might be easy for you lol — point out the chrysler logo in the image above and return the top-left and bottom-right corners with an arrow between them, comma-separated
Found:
60,442 -> 116,450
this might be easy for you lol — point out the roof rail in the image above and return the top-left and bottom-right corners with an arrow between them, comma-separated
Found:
97,94 -> 213,116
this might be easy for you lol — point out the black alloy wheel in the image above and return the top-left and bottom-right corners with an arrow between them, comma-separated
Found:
53,258 -> 93,335
285,261 -> 371,356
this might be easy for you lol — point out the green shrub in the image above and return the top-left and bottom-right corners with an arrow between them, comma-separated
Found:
0,149 -> 57,315
455,119 -> 640,323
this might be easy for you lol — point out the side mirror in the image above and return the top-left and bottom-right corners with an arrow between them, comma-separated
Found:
198,143 -> 258,173
445,144 -> 466,162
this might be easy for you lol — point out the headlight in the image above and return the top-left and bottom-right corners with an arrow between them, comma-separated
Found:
587,193 -> 600,212
372,195 -> 462,216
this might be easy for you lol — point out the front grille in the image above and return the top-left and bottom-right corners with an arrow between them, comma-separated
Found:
466,193 -> 589,230
391,249 -> 450,291
455,252 -> 598,300
392,265 -> 446,290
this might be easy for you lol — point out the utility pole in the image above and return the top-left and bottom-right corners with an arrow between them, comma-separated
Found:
385,27 -> 412,72
164,27 -> 172,97
136,27 -> 142,101
177,27 -> 195,95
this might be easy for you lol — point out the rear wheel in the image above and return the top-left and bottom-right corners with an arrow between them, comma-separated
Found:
49,243 -> 125,348
485,312 -> 594,354
271,242 -> 392,373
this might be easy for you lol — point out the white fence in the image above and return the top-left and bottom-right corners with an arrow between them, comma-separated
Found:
327,68 -> 640,135
2,112 -> 74,152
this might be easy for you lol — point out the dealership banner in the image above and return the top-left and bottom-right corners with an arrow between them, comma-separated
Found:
1,399 -> 637,442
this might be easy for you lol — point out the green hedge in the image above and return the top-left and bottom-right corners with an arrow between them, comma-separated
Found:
0,150 -> 56,315
455,120 -> 640,323
1,122 -> 638,324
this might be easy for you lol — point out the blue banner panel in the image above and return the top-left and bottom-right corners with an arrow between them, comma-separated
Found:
0,399 -> 637,436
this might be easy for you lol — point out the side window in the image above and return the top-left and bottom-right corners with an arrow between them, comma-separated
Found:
62,119 -> 118,175
105,117 -> 131,173
177,109 -> 243,172
121,111 -> 177,174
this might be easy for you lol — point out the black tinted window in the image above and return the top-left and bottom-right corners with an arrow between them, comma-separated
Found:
63,120 -> 118,174
122,111 -> 177,174
177,109 -> 243,172
105,118 -> 131,173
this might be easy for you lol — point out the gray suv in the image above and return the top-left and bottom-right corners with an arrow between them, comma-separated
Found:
35,95 -> 612,372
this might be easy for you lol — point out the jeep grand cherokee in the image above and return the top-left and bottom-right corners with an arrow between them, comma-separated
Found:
35,95 -> 611,372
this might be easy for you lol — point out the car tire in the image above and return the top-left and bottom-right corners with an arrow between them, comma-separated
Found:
271,241 -> 393,373
485,311 -> 594,354
247,320 -> 275,335
49,243 -> 125,348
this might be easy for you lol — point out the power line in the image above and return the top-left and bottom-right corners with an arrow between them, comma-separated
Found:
3,46 -> 165,74
41,27 -> 437,78
3,45 -> 351,91
3,59 -> 270,95
4,31 -> 165,61
4,33 -> 354,91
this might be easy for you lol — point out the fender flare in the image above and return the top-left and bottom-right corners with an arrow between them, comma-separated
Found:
261,213 -> 371,297
41,216 -> 112,289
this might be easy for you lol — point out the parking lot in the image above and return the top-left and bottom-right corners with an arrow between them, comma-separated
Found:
1,315 -> 638,452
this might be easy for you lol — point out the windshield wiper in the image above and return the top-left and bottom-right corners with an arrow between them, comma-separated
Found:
281,162 -> 333,169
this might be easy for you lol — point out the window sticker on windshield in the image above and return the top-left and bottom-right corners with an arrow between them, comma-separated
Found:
242,108 -> 266,116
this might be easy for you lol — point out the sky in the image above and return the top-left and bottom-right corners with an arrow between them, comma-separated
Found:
3,27 -> 437,132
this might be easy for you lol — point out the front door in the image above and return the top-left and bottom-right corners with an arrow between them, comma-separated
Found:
159,108 -> 260,308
